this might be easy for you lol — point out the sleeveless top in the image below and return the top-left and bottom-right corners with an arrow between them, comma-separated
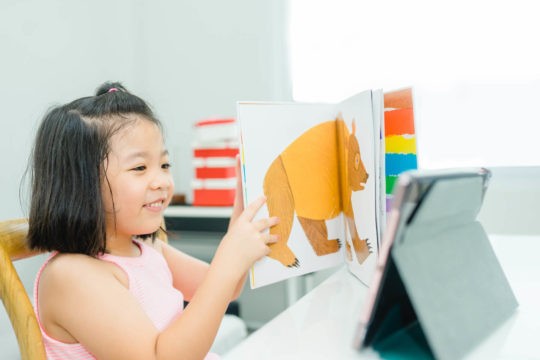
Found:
33,239 -> 219,359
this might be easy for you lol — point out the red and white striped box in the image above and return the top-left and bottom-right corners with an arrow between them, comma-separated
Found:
191,179 -> 237,207
193,157 -> 237,179
192,147 -> 238,206
192,141 -> 239,178
194,118 -> 238,143
191,118 -> 239,206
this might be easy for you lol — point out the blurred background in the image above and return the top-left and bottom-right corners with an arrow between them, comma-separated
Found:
2,0 -> 540,355
2,0 -> 540,217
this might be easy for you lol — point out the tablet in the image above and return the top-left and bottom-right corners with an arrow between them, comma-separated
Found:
353,168 -> 517,360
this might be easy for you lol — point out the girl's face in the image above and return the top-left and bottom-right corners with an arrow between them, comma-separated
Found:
102,117 -> 174,242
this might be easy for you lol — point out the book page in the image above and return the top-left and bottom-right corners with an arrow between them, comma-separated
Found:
335,91 -> 380,286
238,89 -> 381,288
238,102 -> 347,288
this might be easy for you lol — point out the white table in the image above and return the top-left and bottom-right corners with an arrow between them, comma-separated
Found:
224,235 -> 540,359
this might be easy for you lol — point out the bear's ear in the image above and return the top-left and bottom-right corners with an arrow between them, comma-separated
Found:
351,118 -> 356,134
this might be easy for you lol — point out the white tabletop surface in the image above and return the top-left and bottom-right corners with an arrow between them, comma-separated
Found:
224,235 -> 540,359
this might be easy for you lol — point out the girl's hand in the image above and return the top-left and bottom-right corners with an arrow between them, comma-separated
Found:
216,196 -> 279,279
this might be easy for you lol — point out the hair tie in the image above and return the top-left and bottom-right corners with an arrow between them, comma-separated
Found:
108,88 -> 119,93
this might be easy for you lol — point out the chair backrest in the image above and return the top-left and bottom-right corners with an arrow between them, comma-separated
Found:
0,218 -> 46,360
0,218 -> 169,359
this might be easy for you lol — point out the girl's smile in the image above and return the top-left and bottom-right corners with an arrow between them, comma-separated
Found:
143,199 -> 166,212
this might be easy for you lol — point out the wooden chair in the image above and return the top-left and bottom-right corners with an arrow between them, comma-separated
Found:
0,219 -> 247,357
0,218 -> 170,359
0,218 -> 46,360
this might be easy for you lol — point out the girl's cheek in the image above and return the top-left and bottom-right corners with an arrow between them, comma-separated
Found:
166,174 -> 175,192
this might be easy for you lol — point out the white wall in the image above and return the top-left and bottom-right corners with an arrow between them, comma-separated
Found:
0,1 -> 290,355
0,0 -> 290,220
136,0 -> 290,203
1,0 -> 139,219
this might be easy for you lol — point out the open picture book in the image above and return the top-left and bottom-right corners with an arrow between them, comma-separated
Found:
237,88 -> 416,289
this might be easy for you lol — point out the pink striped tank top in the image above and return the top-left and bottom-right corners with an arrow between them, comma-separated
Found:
33,239 -> 219,359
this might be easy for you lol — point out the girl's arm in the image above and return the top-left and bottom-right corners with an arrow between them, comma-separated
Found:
163,155 -> 251,301
160,243 -> 209,301
156,196 -> 278,359
160,242 -> 247,302
44,197 -> 277,360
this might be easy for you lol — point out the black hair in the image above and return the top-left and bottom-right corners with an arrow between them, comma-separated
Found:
28,82 -> 163,256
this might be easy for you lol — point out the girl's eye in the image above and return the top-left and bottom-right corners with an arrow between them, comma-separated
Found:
132,165 -> 146,171
162,163 -> 171,170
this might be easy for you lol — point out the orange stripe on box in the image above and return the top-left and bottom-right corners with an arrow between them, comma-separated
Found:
193,189 -> 236,206
384,108 -> 415,136
384,88 -> 413,109
193,148 -> 239,158
195,167 -> 236,179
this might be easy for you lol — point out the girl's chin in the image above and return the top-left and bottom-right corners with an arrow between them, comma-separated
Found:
133,224 -> 163,237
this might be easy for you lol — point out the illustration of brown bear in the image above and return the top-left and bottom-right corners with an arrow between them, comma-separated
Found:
263,116 -> 372,267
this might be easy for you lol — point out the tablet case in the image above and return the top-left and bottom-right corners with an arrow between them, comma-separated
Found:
357,169 -> 518,360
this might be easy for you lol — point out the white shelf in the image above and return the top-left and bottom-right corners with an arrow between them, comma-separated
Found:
164,205 -> 233,218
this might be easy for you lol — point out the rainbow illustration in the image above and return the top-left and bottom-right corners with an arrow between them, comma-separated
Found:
384,88 -> 417,211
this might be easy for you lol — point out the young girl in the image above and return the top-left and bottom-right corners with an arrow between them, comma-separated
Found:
28,82 -> 278,359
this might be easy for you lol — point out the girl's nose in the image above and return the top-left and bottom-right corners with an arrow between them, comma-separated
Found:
151,171 -> 172,190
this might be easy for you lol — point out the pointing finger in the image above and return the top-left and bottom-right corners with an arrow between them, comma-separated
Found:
241,195 -> 266,221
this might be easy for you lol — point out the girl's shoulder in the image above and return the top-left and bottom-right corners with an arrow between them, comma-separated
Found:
44,252 -> 101,274
36,253 -> 133,346
40,252 -> 128,290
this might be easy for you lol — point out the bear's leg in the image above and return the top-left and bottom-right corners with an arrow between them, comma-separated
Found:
345,215 -> 371,264
264,156 -> 299,267
297,217 -> 341,256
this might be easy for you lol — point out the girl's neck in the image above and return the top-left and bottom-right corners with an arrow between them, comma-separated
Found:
106,233 -> 141,257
